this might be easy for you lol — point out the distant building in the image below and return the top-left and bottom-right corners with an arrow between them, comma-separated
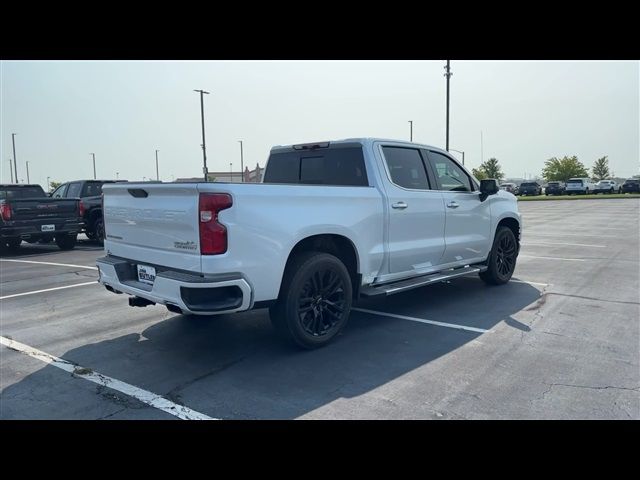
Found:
177,163 -> 264,183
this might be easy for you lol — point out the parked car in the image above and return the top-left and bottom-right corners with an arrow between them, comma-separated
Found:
565,177 -> 596,195
97,138 -> 522,349
621,178 -> 640,194
1,184 -> 83,251
500,183 -> 519,195
518,182 -> 542,196
544,181 -> 566,196
51,180 -> 127,243
593,179 -> 621,194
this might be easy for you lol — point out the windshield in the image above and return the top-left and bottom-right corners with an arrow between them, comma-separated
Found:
0,186 -> 46,200
521,182 -> 537,187
567,179 -> 583,184
548,182 -> 560,186
624,180 -> 639,184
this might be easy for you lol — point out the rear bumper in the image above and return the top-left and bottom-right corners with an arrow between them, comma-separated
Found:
96,255 -> 253,315
1,220 -> 83,239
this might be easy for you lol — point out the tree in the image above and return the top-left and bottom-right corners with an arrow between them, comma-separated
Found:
592,156 -> 611,181
541,156 -> 589,182
471,168 -> 487,180
49,181 -> 62,192
473,158 -> 504,182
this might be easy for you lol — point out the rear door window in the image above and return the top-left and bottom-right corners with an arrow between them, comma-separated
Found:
82,182 -> 104,197
66,182 -> 82,198
382,147 -> 430,190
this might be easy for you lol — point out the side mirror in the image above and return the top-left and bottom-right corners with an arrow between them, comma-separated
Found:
480,179 -> 499,197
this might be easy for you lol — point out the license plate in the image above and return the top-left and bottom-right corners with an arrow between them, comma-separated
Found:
41,224 -> 55,232
137,265 -> 156,285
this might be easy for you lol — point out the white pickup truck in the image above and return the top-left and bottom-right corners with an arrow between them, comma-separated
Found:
97,139 -> 521,348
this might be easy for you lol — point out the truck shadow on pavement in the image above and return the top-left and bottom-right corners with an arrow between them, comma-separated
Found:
1,277 -> 541,419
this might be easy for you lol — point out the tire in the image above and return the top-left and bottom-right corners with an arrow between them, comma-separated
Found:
480,227 -> 518,285
269,252 -> 352,349
5,238 -> 21,250
55,233 -> 77,250
92,217 -> 105,244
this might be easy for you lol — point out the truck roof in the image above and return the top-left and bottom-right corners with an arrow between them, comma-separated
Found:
270,138 -> 448,155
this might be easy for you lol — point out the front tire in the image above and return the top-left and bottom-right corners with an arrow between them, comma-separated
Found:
55,233 -> 77,250
480,227 -> 518,285
270,252 -> 352,349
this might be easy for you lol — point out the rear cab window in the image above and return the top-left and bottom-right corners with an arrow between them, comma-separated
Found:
0,186 -> 47,200
263,143 -> 368,186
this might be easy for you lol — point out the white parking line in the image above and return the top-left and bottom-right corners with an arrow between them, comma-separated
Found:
0,259 -> 98,270
0,281 -> 98,300
511,279 -> 550,287
519,254 -> 586,262
0,336 -> 214,420
352,308 -> 489,333
522,241 -> 606,248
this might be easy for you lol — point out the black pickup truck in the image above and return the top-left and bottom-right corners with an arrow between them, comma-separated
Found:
51,180 -> 126,243
1,184 -> 83,250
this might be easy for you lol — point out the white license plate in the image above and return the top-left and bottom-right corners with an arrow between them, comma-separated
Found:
137,265 -> 156,285
41,224 -> 55,232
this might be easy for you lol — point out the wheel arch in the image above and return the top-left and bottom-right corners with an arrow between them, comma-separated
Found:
279,234 -> 360,300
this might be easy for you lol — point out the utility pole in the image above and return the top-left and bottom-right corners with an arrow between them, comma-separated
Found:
26,161 -> 30,183
450,148 -> 465,166
155,149 -> 160,181
90,153 -> 96,179
194,89 -> 210,182
408,120 -> 413,142
444,61 -> 452,151
8,159 -> 14,183
12,133 -> 18,181
238,140 -> 244,182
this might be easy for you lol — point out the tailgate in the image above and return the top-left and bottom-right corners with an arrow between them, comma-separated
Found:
103,183 -> 202,272
10,198 -> 78,221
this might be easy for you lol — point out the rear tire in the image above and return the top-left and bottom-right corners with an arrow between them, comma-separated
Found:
92,217 -> 105,244
55,233 -> 77,250
480,226 -> 518,285
270,252 -> 352,349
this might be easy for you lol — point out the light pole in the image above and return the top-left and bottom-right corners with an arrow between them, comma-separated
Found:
12,133 -> 18,181
155,149 -> 159,181
238,140 -> 244,182
408,120 -> 413,142
116,172 -> 119,180
47,176 -> 50,192
230,162 -> 233,183
90,153 -> 96,179
444,61 -> 452,151
194,89 -> 210,182
449,148 -> 465,166
26,161 -> 30,183
8,159 -> 14,183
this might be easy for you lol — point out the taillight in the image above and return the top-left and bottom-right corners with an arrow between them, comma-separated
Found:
199,193 -> 232,255
78,200 -> 86,217
0,203 -> 12,221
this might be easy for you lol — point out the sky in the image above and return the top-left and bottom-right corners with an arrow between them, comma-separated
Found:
1,60 -> 638,188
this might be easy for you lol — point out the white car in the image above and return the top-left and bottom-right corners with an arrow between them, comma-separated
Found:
565,177 -> 596,195
593,180 -> 621,194
97,138 -> 522,348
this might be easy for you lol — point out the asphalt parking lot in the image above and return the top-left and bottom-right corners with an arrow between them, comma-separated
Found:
1,199 -> 638,419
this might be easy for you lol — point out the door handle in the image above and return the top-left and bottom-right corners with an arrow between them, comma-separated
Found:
392,202 -> 408,209
447,201 -> 459,209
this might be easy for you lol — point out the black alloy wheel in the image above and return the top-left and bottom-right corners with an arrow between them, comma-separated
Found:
297,268 -> 346,337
